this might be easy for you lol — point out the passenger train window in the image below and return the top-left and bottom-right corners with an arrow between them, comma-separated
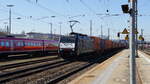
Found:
25,42 -> 28,46
37,43 -> 39,46
21,42 -> 24,46
1,41 -> 5,46
17,42 -> 23,46
17,42 -> 21,46
28,42 -> 30,46
6,41 -> 9,47
31,42 -> 32,46
0,41 -> 1,46
34,43 -> 36,46
39,43 -> 42,46
20,42 -> 23,46
36,43 -> 38,46
30,42 -> 33,46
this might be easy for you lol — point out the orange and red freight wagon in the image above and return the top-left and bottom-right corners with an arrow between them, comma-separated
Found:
91,36 -> 101,51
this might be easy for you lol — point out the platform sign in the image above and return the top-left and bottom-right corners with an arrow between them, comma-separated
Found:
135,29 -> 138,34
117,32 -> 120,37
125,35 -> 129,40
139,35 -> 144,41
121,28 -> 138,34
122,28 -> 129,34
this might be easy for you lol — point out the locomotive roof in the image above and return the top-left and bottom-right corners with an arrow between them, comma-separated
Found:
70,32 -> 87,36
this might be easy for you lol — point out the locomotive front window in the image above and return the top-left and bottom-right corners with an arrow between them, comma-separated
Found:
60,37 -> 75,43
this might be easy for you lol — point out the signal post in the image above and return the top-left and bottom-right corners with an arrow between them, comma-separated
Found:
121,0 -> 138,84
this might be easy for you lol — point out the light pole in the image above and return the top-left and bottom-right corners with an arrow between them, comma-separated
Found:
90,20 -> 92,36
59,22 -> 62,35
7,4 -> 14,35
3,22 -> 8,34
49,23 -> 52,35
121,1 -> 137,83
135,0 -> 138,58
130,0 -> 137,84
49,16 -> 55,35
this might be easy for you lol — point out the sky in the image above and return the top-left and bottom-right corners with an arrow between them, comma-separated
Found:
0,0 -> 150,41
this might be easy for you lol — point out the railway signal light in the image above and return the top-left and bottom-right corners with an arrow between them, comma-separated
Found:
121,4 -> 129,13
139,35 -> 144,41
135,29 -> 138,34
125,35 -> 129,40
117,32 -> 120,37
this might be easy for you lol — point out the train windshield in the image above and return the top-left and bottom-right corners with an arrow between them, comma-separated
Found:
60,36 -> 75,43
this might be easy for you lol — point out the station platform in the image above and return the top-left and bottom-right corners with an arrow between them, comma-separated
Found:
68,49 -> 150,84
137,51 -> 150,84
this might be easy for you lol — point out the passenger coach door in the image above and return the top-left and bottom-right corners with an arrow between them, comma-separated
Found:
10,40 -> 14,51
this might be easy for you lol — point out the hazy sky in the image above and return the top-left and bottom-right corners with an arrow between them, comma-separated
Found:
0,0 -> 150,41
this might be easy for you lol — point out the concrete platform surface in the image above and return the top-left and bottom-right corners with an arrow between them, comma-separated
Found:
137,51 -> 150,84
69,49 -> 130,84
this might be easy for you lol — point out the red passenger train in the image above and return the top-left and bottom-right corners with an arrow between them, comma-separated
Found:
0,37 -> 59,58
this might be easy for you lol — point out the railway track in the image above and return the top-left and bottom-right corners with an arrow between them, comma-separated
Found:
0,52 -> 58,62
1,50 -> 121,84
47,59 -> 99,84
0,57 -> 70,83
141,49 -> 150,56
0,56 -> 60,71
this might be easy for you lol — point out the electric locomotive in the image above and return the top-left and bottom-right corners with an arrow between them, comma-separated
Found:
59,32 -> 94,59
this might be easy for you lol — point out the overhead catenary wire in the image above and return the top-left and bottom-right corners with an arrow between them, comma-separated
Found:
66,0 -> 70,3
79,0 -> 97,14
25,0 -> 66,17
0,7 -> 49,24
64,0 -> 87,20
1,1 -> 59,24
0,1 -> 66,34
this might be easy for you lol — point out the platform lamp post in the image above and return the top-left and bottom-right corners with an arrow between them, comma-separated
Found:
3,22 -> 8,34
121,0 -> 137,83
59,22 -> 62,35
50,16 -> 55,35
49,16 -> 55,39
135,0 -> 138,58
7,4 -> 14,35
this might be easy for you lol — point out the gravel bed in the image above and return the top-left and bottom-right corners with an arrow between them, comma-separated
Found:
57,62 -> 98,84
6,61 -> 87,84
0,59 -> 64,73
0,55 -> 59,66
